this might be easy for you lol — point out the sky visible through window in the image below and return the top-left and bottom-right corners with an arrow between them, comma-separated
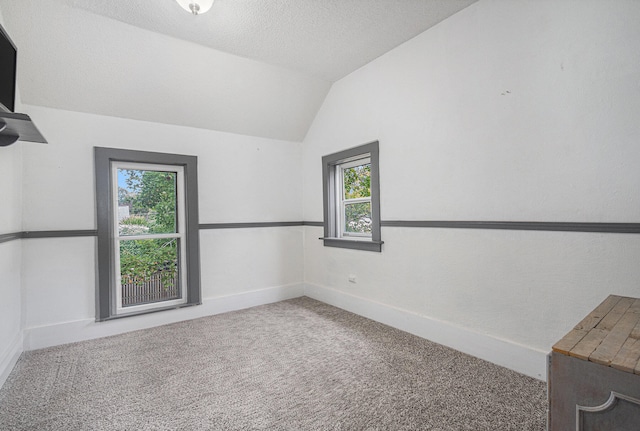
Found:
118,170 -> 131,192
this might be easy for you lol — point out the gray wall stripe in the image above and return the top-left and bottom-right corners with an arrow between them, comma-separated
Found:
302,221 -> 324,227
0,232 -> 23,244
2,220 -> 640,243
199,221 -> 304,229
22,230 -> 98,239
380,220 -> 640,234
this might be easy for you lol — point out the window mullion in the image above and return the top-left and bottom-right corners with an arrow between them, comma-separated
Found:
343,197 -> 371,204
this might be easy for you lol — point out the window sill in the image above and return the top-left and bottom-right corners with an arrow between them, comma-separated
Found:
319,237 -> 383,252
96,301 -> 200,322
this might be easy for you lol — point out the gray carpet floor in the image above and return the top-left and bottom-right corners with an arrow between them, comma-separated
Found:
0,297 -> 547,430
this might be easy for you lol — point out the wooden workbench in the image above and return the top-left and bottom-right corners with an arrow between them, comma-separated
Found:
548,295 -> 640,430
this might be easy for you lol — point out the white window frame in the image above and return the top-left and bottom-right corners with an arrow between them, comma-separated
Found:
111,162 -> 188,315
336,157 -> 372,240
321,141 -> 382,252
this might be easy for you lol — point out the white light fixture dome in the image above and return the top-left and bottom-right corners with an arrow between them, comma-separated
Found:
176,0 -> 214,15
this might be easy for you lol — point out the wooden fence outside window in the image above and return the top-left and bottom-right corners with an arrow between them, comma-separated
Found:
121,271 -> 179,307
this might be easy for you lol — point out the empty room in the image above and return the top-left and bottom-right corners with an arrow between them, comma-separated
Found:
1,0 -> 639,429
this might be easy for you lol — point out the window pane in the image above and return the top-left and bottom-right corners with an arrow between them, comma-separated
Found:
119,238 -> 180,307
343,163 -> 371,199
344,201 -> 372,234
118,169 -> 177,235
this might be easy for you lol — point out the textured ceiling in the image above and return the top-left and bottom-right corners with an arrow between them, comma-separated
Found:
55,0 -> 478,82
0,0 -> 478,141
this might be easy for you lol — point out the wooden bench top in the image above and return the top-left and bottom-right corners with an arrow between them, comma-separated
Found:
552,294 -> 640,374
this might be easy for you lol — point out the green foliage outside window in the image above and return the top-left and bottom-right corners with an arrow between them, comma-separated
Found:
119,238 -> 178,287
343,164 -> 372,234
343,164 -> 371,199
121,170 -> 177,234
345,202 -> 372,233
118,170 -> 179,288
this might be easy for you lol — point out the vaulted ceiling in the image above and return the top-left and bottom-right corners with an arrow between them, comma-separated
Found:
0,0 -> 477,141
55,0 -> 478,82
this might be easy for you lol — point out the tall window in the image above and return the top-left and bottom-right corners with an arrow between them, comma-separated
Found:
95,148 -> 200,320
321,141 -> 382,252
113,163 -> 187,313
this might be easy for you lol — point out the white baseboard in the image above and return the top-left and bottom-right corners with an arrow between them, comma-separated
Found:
24,283 -> 305,351
0,331 -> 23,390
304,282 -> 547,381
20,282 -> 547,381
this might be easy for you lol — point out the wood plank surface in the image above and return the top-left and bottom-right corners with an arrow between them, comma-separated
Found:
552,329 -> 588,355
611,337 -> 640,373
632,311 -> 640,340
595,296 -> 635,330
589,311 -> 640,365
555,295 -> 640,374
573,295 -> 621,331
629,298 -> 640,314
569,328 -> 608,361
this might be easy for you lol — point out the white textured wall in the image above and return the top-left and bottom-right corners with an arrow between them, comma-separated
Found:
0,6 -> 23,388
0,146 -> 23,386
20,105 -> 303,335
302,0 -> 640,378
0,139 -> 22,233
21,106 -> 304,230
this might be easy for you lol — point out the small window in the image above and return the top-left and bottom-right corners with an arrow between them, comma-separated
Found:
321,141 -> 382,252
94,148 -> 201,321
337,157 -> 371,238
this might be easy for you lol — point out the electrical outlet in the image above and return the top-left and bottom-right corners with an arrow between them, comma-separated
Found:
348,274 -> 357,283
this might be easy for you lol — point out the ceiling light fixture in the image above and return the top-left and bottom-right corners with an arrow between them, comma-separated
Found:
175,0 -> 214,15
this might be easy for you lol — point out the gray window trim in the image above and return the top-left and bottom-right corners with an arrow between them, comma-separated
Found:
321,140 -> 383,252
94,147 -> 201,321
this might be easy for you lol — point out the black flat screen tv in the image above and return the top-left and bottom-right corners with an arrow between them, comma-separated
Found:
0,23 -> 17,113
